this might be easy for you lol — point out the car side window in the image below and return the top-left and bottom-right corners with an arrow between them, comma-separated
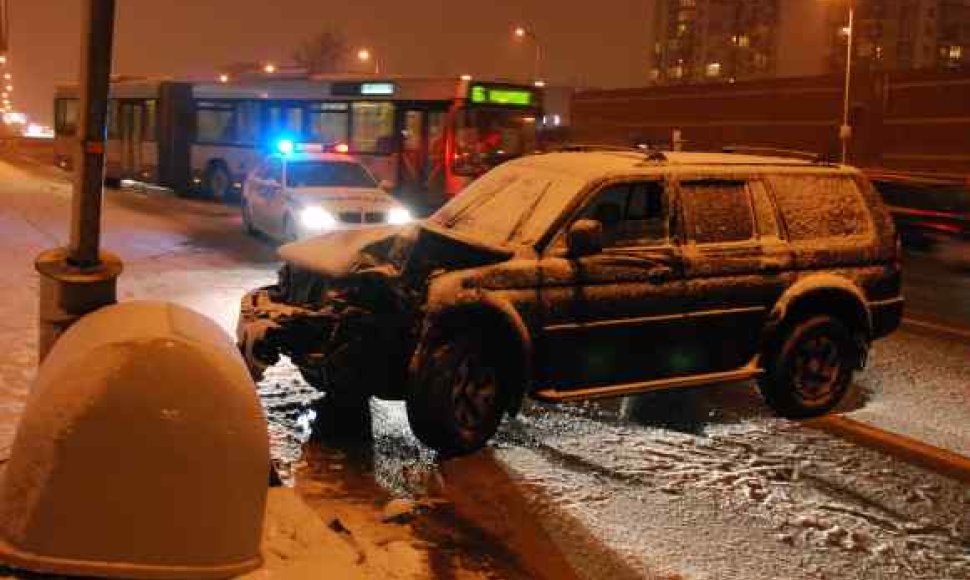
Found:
579,181 -> 669,248
680,179 -> 756,245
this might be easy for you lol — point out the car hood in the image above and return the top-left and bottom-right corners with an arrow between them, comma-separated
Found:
289,187 -> 394,206
278,222 -> 513,279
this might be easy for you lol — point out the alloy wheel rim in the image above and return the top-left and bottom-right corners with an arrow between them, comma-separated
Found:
449,348 -> 497,434
792,335 -> 842,404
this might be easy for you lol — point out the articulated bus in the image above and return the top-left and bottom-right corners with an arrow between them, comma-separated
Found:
53,75 -> 543,209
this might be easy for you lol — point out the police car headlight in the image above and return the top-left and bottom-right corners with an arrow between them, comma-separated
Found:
300,206 -> 338,230
388,207 -> 412,225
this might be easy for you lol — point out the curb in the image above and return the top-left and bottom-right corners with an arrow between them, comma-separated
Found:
803,415 -> 970,484
902,317 -> 970,343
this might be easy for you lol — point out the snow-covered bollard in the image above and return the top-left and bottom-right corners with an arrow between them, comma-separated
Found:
0,301 -> 270,579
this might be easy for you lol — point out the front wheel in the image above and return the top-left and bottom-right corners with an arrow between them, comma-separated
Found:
406,333 -> 505,457
758,315 -> 857,418
241,199 -> 258,236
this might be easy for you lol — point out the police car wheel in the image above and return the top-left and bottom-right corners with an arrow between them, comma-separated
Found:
241,200 -> 258,236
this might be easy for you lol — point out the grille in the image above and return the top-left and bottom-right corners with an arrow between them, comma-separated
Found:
339,212 -> 363,224
365,212 -> 387,223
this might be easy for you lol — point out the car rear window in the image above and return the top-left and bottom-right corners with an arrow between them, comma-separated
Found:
768,175 -> 872,241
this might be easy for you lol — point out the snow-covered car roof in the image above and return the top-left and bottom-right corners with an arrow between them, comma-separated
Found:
508,151 -> 859,180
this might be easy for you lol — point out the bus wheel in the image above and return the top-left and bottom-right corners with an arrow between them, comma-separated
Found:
204,163 -> 233,203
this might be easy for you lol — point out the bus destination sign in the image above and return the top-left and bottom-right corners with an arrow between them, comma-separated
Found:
469,84 -> 534,107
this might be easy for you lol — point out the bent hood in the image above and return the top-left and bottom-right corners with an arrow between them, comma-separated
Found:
277,222 -> 514,279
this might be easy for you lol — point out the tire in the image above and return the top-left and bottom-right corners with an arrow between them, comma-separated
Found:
406,331 -> 505,457
301,367 -> 372,441
241,199 -> 258,236
758,315 -> 856,418
204,163 -> 233,203
281,214 -> 299,243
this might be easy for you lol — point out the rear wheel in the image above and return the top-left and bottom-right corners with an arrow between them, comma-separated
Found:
758,315 -> 856,418
204,163 -> 233,203
406,331 -> 505,457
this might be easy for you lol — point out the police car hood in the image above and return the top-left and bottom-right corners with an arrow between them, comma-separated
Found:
290,187 -> 396,207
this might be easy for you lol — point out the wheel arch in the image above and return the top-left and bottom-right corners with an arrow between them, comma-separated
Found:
763,274 -> 872,365
419,294 -> 533,416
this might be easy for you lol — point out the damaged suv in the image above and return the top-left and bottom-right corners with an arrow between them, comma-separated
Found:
238,149 -> 903,456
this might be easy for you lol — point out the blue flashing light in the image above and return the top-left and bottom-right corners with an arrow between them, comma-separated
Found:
277,139 -> 295,155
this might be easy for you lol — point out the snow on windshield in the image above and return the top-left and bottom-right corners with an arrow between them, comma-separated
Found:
430,165 -> 585,247
286,161 -> 377,189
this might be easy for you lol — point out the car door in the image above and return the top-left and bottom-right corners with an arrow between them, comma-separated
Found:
537,178 -> 693,390
677,175 -> 794,374
259,157 -> 287,238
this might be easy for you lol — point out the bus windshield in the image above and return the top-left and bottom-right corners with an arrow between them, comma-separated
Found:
286,161 -> 377,189
453,108 -> 537,176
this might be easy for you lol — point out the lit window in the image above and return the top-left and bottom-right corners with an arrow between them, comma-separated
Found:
706,62 -> 721,77
737,34 -> 750,48
949,45 -> 963,60
671,65 -> 684,79
650,68 -> 661,81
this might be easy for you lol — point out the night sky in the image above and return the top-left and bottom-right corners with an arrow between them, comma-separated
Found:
11,0 -> 656,124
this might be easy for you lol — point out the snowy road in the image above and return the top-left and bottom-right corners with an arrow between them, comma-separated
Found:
1,157 -> 969,579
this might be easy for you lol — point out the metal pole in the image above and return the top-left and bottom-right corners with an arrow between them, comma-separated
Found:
69,0 -> 116,267
840,5 -> 854,164
34,0 -> 121,360
534,38 -> 542,82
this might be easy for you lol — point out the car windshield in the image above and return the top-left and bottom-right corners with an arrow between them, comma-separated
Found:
286,161 -> 377,188
428,165 -> 583,247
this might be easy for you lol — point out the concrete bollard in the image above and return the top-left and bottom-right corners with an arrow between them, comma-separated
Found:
0,301 -> 269,579
35,247 -> 123,361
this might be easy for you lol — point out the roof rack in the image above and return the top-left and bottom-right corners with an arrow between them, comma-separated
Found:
551,143 -> 669,163
721,145 -> 832,164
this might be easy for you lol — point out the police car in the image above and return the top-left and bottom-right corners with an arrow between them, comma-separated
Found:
240,141 -> 412,241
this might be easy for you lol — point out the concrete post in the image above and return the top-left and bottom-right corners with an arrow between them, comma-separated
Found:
36,0 -> 119,361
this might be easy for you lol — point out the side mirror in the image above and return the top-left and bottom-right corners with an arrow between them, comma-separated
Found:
379,179 -> 394,192
567,219 -> 603,258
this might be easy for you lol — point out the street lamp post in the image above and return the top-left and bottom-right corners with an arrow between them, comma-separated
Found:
514,26 -> 542,82
839,3 -> 855,164
35,0 -> 122,359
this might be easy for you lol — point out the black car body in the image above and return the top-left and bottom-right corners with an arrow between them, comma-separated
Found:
238,150 -> 904,455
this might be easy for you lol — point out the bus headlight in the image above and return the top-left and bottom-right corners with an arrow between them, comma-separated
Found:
388,207 -> 412,225
300,206 -> 338,230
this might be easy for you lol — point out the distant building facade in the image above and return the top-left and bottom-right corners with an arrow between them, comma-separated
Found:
650,0 -> 970,84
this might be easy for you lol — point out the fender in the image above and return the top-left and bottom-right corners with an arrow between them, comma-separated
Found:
421,284 -> 534,414
768,273 -> 872,340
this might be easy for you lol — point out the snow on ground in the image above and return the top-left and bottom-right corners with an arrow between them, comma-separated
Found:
494,401 -> 970,580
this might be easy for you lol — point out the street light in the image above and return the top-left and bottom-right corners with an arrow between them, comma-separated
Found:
357,48 -> 380,75
513,25 -> 542,82
218,73 -> 229,83
829,0 -> 855,164
263,63 -> 276,74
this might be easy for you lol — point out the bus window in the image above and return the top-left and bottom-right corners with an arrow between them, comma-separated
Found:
107,100 -> 120,139
196,101 -> 236,144
267,105 -> 303,140
308,102 -> 349,144
454,108 -> 537,176
143,100 -> 157,142
236,102 -> 260,144
351,102 -> 394,154
55,98 -> 79,137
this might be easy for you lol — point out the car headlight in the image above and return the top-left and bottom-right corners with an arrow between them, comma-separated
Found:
388,207 -> 412,225
300,206 -> 338,230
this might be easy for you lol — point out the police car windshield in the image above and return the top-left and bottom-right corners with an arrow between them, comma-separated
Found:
286,161 -> 377,189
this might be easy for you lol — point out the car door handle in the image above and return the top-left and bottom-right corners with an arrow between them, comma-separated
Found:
761,258 -> 786,272
647,265 -> 674,283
